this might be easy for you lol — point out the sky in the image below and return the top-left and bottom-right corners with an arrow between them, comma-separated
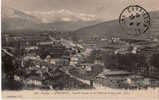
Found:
2,0 -> 159,20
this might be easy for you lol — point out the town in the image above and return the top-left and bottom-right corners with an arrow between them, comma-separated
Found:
2,31 -> 159,90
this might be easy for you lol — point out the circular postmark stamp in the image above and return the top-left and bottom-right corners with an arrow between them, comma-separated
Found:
119,5 -> 151,35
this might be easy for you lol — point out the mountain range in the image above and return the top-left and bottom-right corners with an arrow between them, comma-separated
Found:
2,7 -> 102,32
2,7 -> 159,42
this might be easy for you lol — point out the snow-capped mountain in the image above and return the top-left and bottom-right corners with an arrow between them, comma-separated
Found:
2,7 -> 101,31
25,9 -> 97,23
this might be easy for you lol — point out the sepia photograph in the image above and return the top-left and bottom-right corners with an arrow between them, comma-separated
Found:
1,0 -> 159,100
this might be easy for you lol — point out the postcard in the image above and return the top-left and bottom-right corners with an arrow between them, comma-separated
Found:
2,0 -> 159,100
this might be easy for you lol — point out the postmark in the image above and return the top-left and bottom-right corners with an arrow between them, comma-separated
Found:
119,5 -> 151,35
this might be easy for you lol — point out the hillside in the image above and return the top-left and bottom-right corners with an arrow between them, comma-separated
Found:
74,10 -> 159,41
